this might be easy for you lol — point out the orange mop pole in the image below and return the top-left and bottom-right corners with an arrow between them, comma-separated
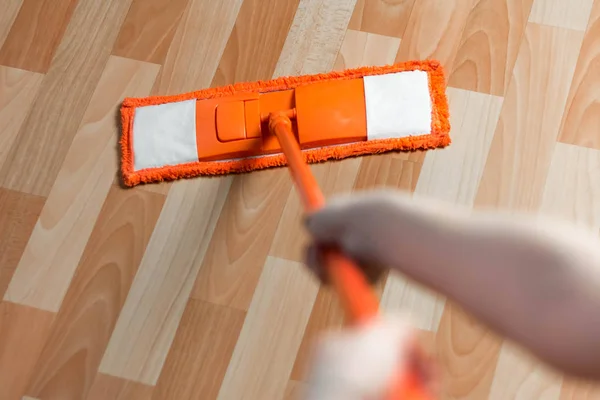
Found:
268,111 -> 433,400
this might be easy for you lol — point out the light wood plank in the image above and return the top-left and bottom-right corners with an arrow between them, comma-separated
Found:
290,287 -> 345,381
334,29 -> 401,70
488,343 -> 562,400
99,178 -> 231,385
353,153 -> 423,190
0,0 -> 23,49
0,0 -> 79,73
0,188 -> 44,299
273,0 -> 358,76
270,159 -> 361,263
87,374 -> 154,400
25,187 -> 165,400
348,0 -> 416,38
0,66 -> 43,171
395,0 -> 475,69
529,0 -> 594,31
416,88 -> 504,207
113,0 -> 191,64
449,0 -> 534,95
475,24 -> 584,212
0,302 -> 54,400
211,0 -> 301,86
283,380 -> 308,400
436,303 -> 504,400
136,181 -> 173,196
559,1 -> 600,151
153,300 -> 246,400
560,378 -> 600,399
540,143 -> 600,231
192,170 -> 292,311
216,257 -> 319,400
152,0 -> 244,95
4,56 -> 159,312
380,274 -> 445,332
0,0 -> 134,196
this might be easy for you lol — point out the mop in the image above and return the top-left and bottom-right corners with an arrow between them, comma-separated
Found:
120,60 -> 450,399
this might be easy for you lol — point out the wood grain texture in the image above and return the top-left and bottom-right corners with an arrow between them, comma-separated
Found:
153,300 -> 246,400
99,178 -> 231,385
540,143 -> 600,230
211,0 -> 301,86
0,0 -> 23,49
449,0 -> 534,95
415,88 -> 504,207
348,0 -> 416,38
560,378 -> 600,399
192,170 -> 292,311
475,24 -> 584,212
333,29 -> 401,70
380,273 -> 446,331
0,66 -> 43,171
87,374 -> 154,400
488,343 -> 562,400
396,0 -> 475,69
113,0 -> 191,64
353,153 -> 424,190
273,0 -> 357,76
217,257 -> 319,400
0,0 -> 134,196
290,287 -> 345,381
283,380 -> 308,400
529,0 -> 595,31
436,303 -> 503,400
24,187 -> 165,400
559,2 -> 600,151
4,56 -> 159,312
270,159 -> 361,263
0,302 -> 54,400
0,188 -> 44,299
0,0 -> 78,73
152,0 -> 244,95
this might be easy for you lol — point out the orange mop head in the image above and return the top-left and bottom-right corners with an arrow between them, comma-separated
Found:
120,60 -> 450,187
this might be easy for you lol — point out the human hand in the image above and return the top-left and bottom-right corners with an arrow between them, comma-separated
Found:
304,190 -> 451,284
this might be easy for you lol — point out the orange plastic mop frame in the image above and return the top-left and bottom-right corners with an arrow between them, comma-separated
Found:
120,60 -> 450,187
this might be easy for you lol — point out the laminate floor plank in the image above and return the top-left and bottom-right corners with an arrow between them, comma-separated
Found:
24,187 -> 165,400
112,0 -> 191,64
474,24 -> 584,212
0,0 -> 79,73
559,1 -> 600,151
0,0 -> 134,196
3,56 -> 159,312
348,0 -> 416,38
449,0 -> 534,95
0,66 -> 43,172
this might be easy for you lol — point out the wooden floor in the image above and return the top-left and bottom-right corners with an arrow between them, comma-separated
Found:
1,0 -> 599,399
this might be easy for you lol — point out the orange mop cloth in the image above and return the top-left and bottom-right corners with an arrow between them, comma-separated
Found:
121,60 -> 450,187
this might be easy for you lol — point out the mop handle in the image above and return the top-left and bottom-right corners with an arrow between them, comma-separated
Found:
268,111 -> 433,400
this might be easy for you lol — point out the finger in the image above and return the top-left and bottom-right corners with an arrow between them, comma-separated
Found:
304,196 -> 356,243
305,244 -> 328,283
